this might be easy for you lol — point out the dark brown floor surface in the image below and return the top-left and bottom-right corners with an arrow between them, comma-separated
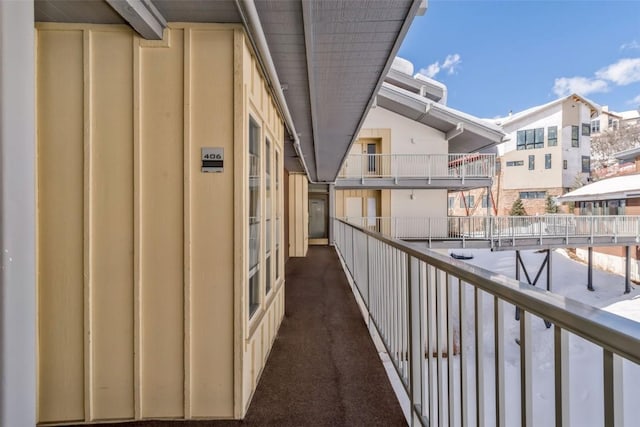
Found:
73,246 -> 406,427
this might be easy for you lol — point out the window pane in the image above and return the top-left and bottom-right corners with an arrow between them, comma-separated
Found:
571,126 -> 579,147
582,123 -> 590,136
248,118 -> 261,316
525,129 -> 535,149
545,153 -> 551,169
528,155 -> 535,170
534,128 -> 544,148
548,126 -> 557,146
582,156 -> 591,173
517,131 -> 525,150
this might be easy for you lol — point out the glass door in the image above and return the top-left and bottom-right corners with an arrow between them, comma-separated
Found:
308,194 -> 328,240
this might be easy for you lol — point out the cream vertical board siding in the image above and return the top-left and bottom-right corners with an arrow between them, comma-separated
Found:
138,28 -> 185,418
187,28 -> 235,418
37,28 -> 86,423
288,173 -> 309,257
37,24 -> 285,424
89,28 -> 135,420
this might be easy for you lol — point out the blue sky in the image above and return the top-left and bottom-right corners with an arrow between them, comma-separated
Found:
397,0 -> 640,119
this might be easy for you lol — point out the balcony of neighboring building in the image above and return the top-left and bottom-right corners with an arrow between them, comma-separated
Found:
335,152 -> 496,190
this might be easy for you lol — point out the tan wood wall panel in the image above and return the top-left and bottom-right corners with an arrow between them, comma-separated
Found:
139,29 -> 185,418
37,24 -> 285,424
288,173 -> 309,257
188,28 -> 235,417
89,29 -> 135,420
37,29 -> 86,423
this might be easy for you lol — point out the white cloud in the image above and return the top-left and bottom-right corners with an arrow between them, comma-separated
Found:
595,58 -> 640,85
420,62 -> 441,78
629,94 -> 640,105
418,53 -> 461,78
442,53 -> 462,74
552,76 -> 609,97
620,40 -> 640,51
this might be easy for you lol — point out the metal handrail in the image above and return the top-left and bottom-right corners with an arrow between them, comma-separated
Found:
337,153 -> 496,180
340,215 -> 640,243
334,217 -> 640,426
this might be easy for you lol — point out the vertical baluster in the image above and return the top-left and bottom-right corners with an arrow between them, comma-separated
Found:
460,278 -> 468,427
554,325 -> 570,427
436,269 -> 444,427
475,288 -> 485,427
495,297 -> 505,427
447,273 -> 455,427
520,310 -> 533,426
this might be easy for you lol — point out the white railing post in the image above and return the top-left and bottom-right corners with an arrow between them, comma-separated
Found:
408,256 -> 423,425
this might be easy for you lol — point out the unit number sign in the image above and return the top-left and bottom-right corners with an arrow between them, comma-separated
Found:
202,147 -> 224,173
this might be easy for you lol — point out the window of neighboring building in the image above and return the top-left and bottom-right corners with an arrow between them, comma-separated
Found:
548,126 -> 558,146
582,156 -> 591,173
460,195 -> 474,209
516,127 -> 544,150
534,128 -> 544,148
265,138 -> 272,295
248,117 -> 261,317
506,160 -> 524,166
608,117 -> 619,130
528,155 -> 535,170
481,194 -> 491,208
571,125 -> 579,147
545,153 -> 552,169
582,123 -> 591,136
448,196 -> 455,209
579,199 -> 626,216
591,119 -> 600,134
563,160 -> 568,170
519,191 -> 546,199
516,130 -> 525,150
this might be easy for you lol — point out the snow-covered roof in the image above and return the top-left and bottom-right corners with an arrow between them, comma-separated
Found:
493,94 -> 601,130
386,57 -> 447,104
391,56 -> 414,75
618,110 -> 640,121
615,146 -> 640,161
556,174 -> 640,203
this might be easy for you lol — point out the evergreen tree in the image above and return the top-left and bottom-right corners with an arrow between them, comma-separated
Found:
545,194 -> 558,213
510,198 -> 527,216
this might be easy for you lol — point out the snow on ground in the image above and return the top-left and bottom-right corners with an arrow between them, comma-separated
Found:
450,248 -> 640,427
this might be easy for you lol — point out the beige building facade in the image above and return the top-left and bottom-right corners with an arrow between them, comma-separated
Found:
36,23 -> 287,423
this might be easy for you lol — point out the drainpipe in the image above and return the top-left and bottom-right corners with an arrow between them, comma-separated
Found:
235,0 -> 314,182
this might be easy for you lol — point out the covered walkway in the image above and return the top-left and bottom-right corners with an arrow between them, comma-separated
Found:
92,246 -> 405,427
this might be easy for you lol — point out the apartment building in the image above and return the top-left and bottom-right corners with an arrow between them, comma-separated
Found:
449,95 -> 599,216
557,147 -> 640,281
334,59 -> 504,229
0,1 -> 425,425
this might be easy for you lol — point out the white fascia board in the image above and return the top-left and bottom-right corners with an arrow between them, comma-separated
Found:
379,83 -> 504,143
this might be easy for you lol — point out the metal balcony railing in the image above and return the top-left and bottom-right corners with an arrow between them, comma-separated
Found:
341,215 -> 640,246
337,153 -> 496,181
334,218 -> 640,426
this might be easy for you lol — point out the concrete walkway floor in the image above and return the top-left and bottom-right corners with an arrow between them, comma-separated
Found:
77,246 -> 405,427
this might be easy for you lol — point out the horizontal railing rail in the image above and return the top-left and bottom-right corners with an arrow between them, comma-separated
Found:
333,218 -> 640,426
337,153 -> 496,181
341,215 -> 640,245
